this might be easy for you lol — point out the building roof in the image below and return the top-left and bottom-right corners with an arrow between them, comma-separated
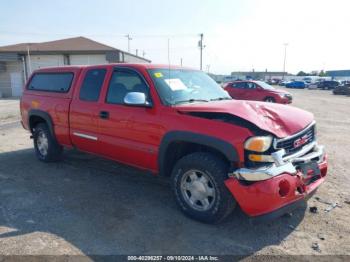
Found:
0,36 -> 150,62
0,37 -> 117,53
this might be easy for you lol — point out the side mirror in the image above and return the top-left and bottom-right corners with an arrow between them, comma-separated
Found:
124,92 -> 152,107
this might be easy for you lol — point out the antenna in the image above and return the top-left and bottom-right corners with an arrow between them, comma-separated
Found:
167,38 -> 170,65
167,38 -> 171,78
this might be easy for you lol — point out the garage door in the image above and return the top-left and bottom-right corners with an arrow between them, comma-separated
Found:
10,72 -> 23,97
70,55 -> 107,65
28,55 -> 65,72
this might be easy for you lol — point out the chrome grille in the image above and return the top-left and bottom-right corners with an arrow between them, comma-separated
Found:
275,124 -> 316,156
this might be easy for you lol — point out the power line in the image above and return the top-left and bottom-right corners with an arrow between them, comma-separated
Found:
0,30 -> 197,39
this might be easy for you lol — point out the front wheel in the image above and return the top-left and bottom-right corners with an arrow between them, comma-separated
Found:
264,97 -> 275,103
171,152 -> 236,224
33,123 -> 63,162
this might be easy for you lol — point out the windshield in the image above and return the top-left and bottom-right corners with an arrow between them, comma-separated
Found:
256,81 -> 275,90
148,69 -> 231,105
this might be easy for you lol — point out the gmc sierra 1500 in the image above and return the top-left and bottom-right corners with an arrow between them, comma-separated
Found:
20,64 -> 327,223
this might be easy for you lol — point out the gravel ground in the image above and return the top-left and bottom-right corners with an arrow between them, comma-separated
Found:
0,89 -> 349,258
0,98 -> 20,125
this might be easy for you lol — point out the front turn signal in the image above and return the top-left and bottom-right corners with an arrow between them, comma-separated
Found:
244,136 -> 273,152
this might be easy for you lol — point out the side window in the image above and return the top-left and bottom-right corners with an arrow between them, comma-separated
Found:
79,69 -> 107,102
28,73 -> 74,92
235,82 -> 246,89
106,70 -> 150,104
246,82 -> 256,89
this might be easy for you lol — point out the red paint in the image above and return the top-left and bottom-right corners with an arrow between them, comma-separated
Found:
225,157 -> 328,217
20,63 -> 328,219
175,99 -> 314,138
224,80 -> 292,104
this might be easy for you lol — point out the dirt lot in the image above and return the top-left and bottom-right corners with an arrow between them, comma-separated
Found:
0,89 -> 349,258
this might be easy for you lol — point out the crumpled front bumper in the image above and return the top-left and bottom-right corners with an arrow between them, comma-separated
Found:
224,142 -> 328,218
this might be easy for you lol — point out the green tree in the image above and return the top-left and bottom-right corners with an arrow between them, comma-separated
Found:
319,70 -> 327,77
297,71 -> 308,76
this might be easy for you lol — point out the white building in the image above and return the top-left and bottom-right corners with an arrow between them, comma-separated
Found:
0,37 -> 151,97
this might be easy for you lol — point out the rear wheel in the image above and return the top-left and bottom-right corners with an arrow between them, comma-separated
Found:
33,123 -> 63,162
171,152 -> 236,224
264,97 -> 275,103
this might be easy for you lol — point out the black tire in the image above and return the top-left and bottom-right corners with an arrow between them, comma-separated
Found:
264,97 -> 275,103
171,152 -> 236,224
33,123 -> 63,162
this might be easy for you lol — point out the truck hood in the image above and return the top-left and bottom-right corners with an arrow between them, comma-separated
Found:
175,100 -> 314,138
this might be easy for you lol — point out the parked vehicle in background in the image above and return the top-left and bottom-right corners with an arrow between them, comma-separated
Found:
333,83 -> 350,95
303,77 -> 312,84
340,80 -> 350,86
20,64 -> 327,223
279,81 -> 290,86
308,82 -> 319,89
223,80 -> 292,104
267,79 -> 281,85
286,81 -> 308,89
317,80 -> 340,89
317,80 -> 340,90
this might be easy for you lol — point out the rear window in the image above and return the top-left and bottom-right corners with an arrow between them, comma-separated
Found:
79,69 -> 107,101
28,73 -> 74,92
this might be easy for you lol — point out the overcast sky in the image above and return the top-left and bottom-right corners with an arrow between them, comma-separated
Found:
1,0 -> 349,74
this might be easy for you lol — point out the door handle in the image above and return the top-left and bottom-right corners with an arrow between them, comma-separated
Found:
99,111 -> 109,119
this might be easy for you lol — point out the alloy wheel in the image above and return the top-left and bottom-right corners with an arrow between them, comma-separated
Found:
180,169 -> 216,211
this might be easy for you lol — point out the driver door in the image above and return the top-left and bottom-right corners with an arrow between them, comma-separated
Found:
98,68 -> 159,170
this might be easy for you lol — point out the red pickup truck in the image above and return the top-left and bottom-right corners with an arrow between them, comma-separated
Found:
20,64 -> 327,223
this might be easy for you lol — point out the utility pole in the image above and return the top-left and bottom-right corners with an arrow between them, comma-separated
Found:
180,58 -> 183,66
125,34 -> 132,53
282,43 -> 288,80
136,49 -> 138,56
206,64 -> 210,73
27,44 -> 32,75
198,33 -> 205,70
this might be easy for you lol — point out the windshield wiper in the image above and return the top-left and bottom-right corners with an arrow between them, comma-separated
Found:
210,97 -> 232,101
173,99 -> 209,105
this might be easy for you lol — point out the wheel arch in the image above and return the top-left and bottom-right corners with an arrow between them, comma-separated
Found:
158,131 -> 239,177
28,109 -> 56,140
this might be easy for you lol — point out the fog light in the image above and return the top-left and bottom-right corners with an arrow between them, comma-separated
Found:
248,154 -> 274,162
278,179 -> 290,197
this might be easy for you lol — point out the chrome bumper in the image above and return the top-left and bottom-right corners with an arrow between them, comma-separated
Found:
230,142 -> 325,182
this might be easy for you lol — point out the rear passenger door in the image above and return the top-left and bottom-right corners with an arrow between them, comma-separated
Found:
70,68 -> 107,153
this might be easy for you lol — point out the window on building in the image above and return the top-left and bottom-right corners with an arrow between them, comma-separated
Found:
106,70 -> 150,104
28,73 -> 74,92
79,69 -> 107,101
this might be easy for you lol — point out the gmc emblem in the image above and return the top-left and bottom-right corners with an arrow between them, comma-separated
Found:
294,135 -> 309,148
